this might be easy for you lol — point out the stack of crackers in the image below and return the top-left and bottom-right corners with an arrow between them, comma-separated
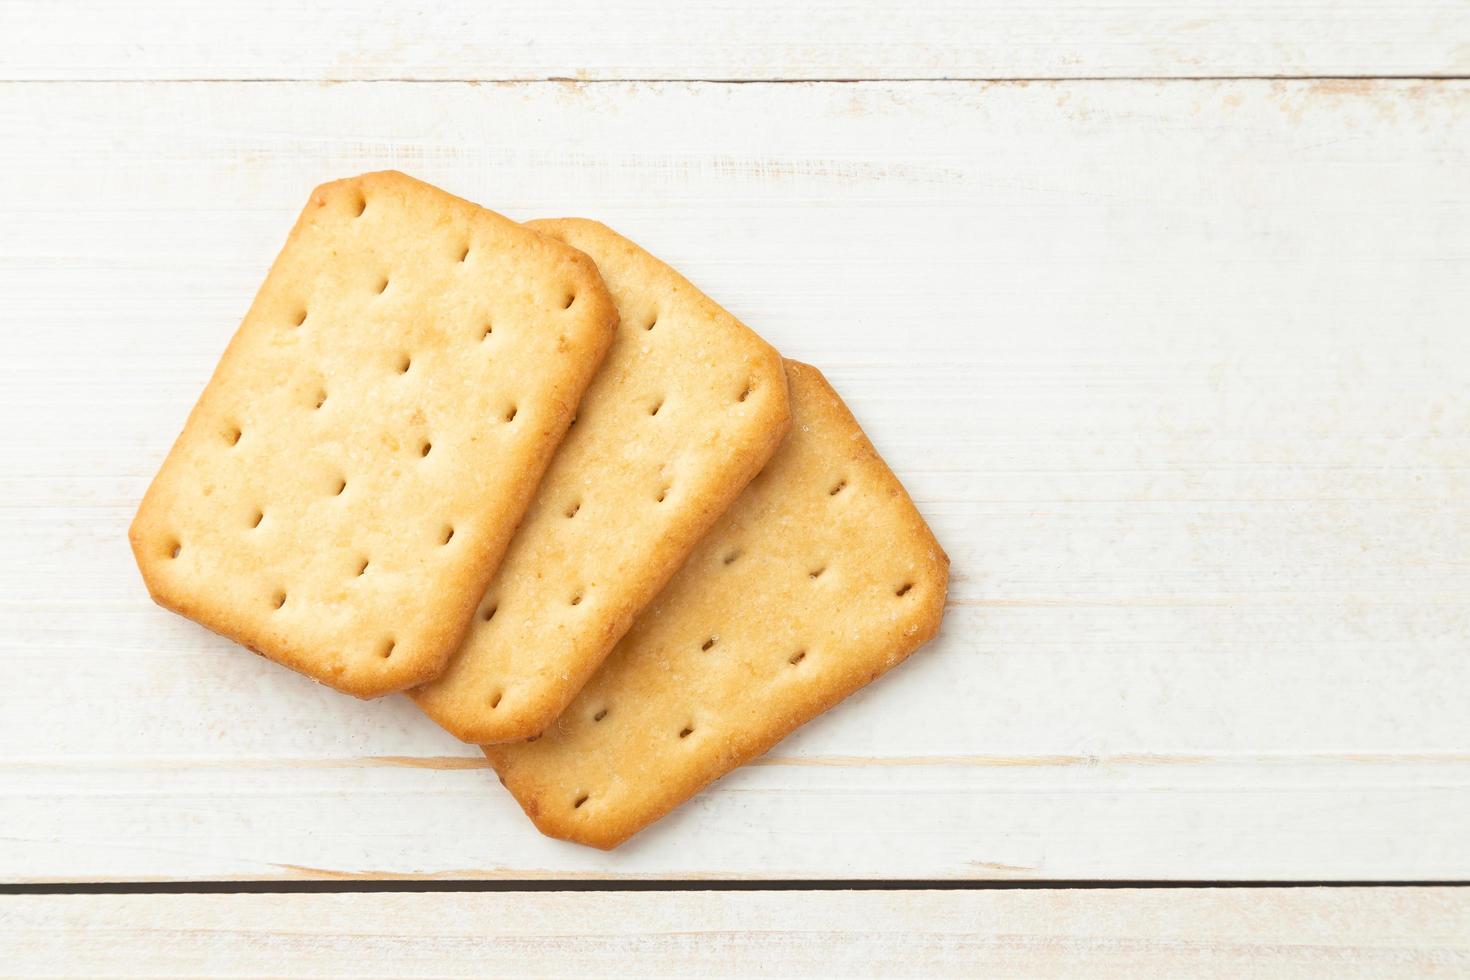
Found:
131,172 -> 949,849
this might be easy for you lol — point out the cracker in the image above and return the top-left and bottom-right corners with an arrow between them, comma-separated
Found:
485,361 -> 949,848
129,172 -> 617,698
412,219 -> 790,742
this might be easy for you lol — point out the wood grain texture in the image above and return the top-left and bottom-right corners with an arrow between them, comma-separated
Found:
2,78 -> 1469,880
3,889 -> 1468,977
2,0 -> 1468,81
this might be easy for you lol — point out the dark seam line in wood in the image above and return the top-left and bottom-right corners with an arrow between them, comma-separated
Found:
0,75 -> 1468,84
1,880 -> 1466,895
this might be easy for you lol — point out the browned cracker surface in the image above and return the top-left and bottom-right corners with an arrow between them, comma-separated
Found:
412,219 -> 791,742
129,172 -> 617,697
485,361 -> 949,848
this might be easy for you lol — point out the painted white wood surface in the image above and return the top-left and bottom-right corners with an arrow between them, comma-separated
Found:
3,0 -> 1469,81
2,77 -> 1469,881
4,888 -> 1468,977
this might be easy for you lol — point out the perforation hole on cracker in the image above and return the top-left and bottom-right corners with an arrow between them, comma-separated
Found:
481,603 -> 498,622
380,639 -> 396,660
440,525 -> 455,545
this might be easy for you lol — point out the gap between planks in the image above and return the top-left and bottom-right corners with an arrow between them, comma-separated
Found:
4,75 -> 1470,85
4,879 -> 1466,894
6,751 -> 1470,772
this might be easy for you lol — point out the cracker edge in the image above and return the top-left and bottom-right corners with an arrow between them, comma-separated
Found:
484,360 -> 950,848
128,172 -> 620,698
413,217 -> 792,741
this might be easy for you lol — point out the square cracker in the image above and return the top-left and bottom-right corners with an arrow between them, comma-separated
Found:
412,219 -> 790,742
485,361 -> 949,848
129,172 -> 617,698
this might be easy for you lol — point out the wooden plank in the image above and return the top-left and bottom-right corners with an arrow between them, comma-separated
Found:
1,78 -> 1469,880
3,1 -> 1468,82
3,889 -> 1468,977
6,756 -> 1470,881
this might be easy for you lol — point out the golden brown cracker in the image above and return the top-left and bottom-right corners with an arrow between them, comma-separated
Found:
485,361 -> 948,847
130,172 -> 617,697
413,219 -> 790,742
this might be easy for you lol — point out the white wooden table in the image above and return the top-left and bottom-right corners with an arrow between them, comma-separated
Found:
3,1 -> 1469,975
